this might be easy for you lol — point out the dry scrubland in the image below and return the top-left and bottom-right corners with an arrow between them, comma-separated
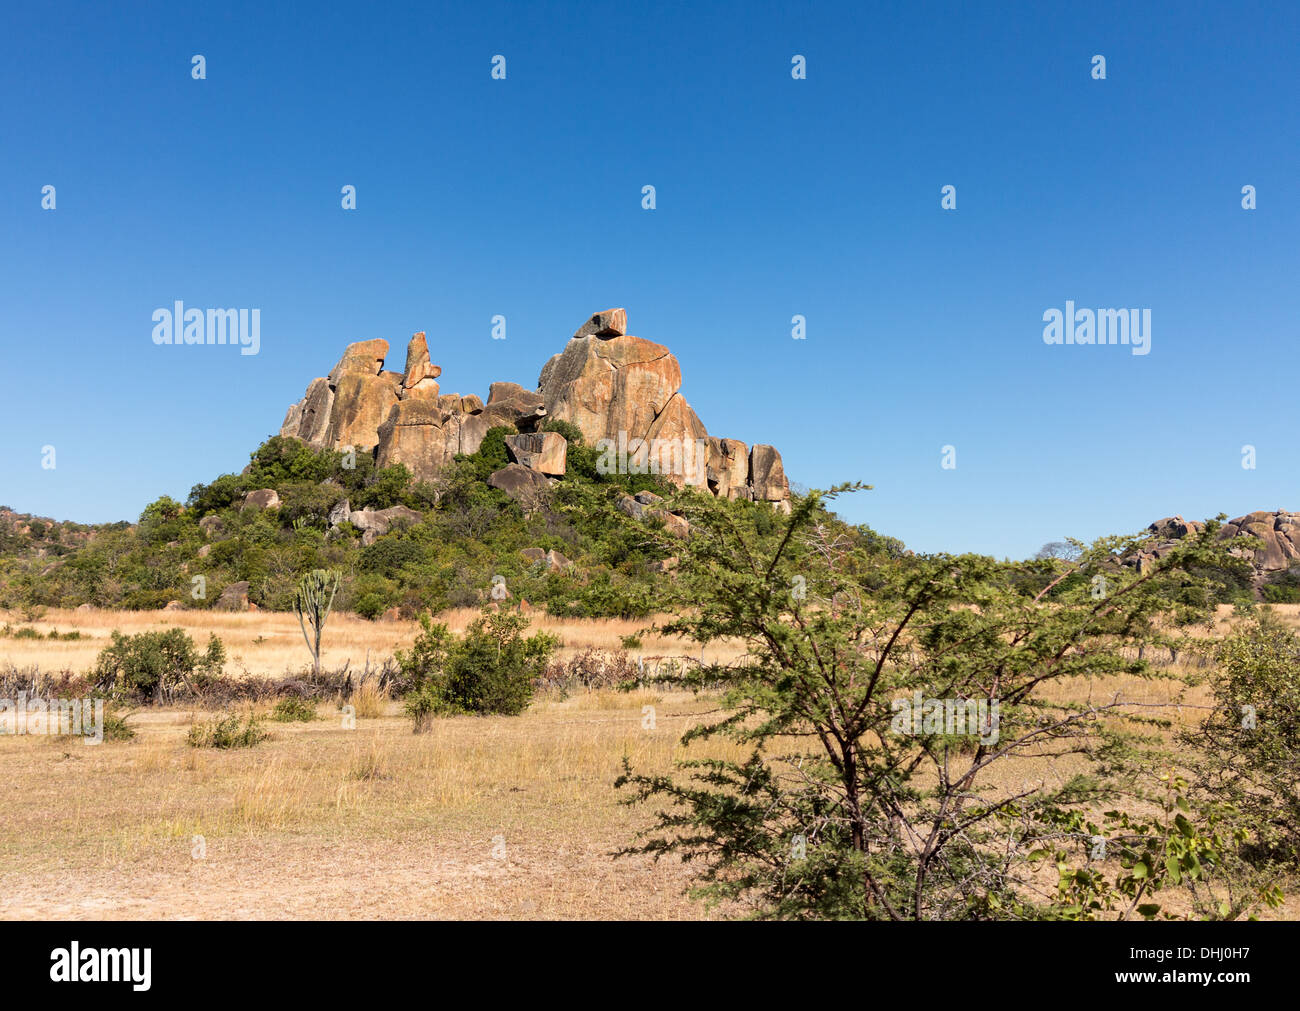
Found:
2,605 -> 1300,920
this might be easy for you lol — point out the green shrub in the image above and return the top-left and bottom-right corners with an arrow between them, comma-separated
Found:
540,418 -> 584,445
187,714 -> 268,748
399,608 -> 558,728
93,629 -> 226,703
101,709 -> 135,742
270,697 -> 319,722
1185,612 -> 1300,863
353,592 -> 389,621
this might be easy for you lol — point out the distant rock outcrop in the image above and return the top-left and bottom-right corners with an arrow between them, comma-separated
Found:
1129,510 -> 1300,586
279,309 -> 790,506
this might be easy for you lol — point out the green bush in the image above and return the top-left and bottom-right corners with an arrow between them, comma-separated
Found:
187,714 -> 268,748
399,608 -> 558,727
270,697 -> 319,722
101,709 -> 136,741
353,592 -> 389,621
93,629 -> 226,703
1185,612 -> 1300,864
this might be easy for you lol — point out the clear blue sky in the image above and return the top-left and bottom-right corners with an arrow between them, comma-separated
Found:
2,0 -> 1296,558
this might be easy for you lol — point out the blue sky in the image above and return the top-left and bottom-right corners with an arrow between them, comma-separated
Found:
2,0 -> 1296,558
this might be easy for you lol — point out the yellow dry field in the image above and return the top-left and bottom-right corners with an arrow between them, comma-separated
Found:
0,605 -> 731,678
0,607 -> 743,920
1,605 -> 1298,921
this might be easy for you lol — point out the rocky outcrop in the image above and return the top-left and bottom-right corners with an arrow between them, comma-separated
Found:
280,339 -> 398,453
400,332 -> 442,400
1129,511 -> 1300,584
1221,511 -> 1300,573
278,310 -> 790,505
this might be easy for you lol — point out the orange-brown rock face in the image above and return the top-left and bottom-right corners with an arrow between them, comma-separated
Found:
707,437 -> 751,500
538,331 -> 691,472
401,332 -> 442,400
375,399 -> 449,483
278,308 -> 791,503
326,373 -> 400,451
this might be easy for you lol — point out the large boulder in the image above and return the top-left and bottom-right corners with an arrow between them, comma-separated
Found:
400,332 -> 442,400
198,515 -> 226,539
487,382 -> 547,429
504,432 -> 567,475
573,308 -> 628,339
539,314 -> 710,488
327,498 -> 352,527
544,549 -> 573,572
280,340 -> 395,451
707,437 -> 750,500
1147,515 -> 1205,540
1224,512 -> 1293,572
617,493 -> 690,538
487,464 -> 551,509
375,399 -> 450,483
241,489 -> 281,511
326,372 -> 401,451
539,332 -> 681,448
750,444 -> 790,503
348,505 -> 422,546
215,580 -> 251,611
328,338 -> 389,383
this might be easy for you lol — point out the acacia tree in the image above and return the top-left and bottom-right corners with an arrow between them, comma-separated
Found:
1184,609 -> 1300,869
617,486 -> 1269,920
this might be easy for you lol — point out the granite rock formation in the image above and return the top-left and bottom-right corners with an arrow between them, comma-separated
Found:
279,310 -> 790,506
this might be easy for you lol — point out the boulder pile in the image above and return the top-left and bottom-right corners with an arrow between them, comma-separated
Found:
279,309 -> 791,507
1128,510 -> 1300,585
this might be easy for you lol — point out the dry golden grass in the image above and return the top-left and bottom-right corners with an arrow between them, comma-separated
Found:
0,605 -> 739,679
0,688 -> 747,920
2,603 -> 1297,920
